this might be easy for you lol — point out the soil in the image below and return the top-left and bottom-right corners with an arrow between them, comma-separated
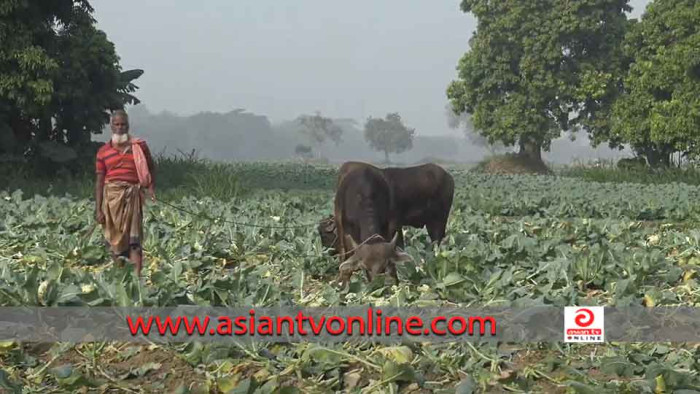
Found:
500,345 -> 638,393
103,345 -> 207,392
34,343 -> 208,393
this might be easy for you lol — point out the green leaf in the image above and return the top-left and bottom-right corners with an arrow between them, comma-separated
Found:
49,363 -> 97,389
381,360 -> 422,385
0,369 -> 22,393
343,370 -> 362,390
255,376 -> 279,394
173,260 -> 183,282
376,346 -> 413,364
599,357 -> 639,377
303,345 -> 344,366
0,342 -> 16,353
120,69 -> 144,83
566,381 -> 600,394
455,376 -> 476,394
217,375 -> 239,393
115,285 -> 133,307
442,272 -> 467,287
56,284 -> 82,305
230,377 -> 257,394
50,364 -> 74,379
655,374 -> 666,393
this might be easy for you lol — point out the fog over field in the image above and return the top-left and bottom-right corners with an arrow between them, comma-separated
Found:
90,0 -> 652,165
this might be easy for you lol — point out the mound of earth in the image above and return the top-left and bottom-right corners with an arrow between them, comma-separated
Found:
475,153 -> 552,175
413,156 -> 462,166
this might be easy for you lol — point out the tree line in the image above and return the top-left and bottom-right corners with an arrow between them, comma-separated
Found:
446,0 -> 700,168
293,111 -> 415,163
100,105 -> 626,166
112,106 -> 423,165
2,0 -> 697,173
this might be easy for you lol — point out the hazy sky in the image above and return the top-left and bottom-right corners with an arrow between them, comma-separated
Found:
93,0 -> 652,136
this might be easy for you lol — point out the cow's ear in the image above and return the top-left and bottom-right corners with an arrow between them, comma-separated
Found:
339,255 -> 360,274
392,249 -> 413,264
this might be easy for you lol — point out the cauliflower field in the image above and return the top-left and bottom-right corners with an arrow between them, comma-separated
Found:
1,163 -> 700,393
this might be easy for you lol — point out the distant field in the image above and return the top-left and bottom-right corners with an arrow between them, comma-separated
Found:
1,161 -> 700,393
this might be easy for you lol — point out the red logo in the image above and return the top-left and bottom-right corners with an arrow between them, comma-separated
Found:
574,308 -> 594,327
565,306 -> 604,343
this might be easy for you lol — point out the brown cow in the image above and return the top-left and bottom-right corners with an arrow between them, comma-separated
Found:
320,161 -> 454,253
382,162 -> 455,247
333,164 -> 412,287
318,161 -> 386,256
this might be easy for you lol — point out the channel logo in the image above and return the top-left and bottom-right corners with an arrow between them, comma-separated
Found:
564,306 -> 604,343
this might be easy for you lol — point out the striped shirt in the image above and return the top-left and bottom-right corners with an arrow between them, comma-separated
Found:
96,139 -> 154,184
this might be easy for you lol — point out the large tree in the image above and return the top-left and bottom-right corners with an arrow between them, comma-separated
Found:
445,102 -> 507,155
363,112 -> 415,163
446,0 -> 632,162
608,0 -> 700,167
0,0 -> 142,173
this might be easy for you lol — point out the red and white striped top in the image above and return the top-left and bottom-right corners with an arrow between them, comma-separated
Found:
96,139 -> 154,184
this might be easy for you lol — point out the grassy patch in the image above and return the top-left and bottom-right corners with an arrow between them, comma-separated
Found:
557,159 -> 700,185
0,154 -> 338,202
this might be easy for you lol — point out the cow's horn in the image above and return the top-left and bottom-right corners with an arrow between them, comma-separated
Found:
345,234 -> 358,250
390,232 -> 398,248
